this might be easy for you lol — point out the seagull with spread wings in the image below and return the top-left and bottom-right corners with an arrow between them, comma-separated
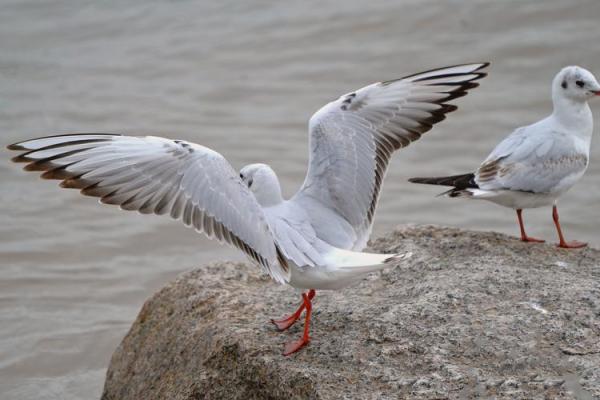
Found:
8,62 -> 488,355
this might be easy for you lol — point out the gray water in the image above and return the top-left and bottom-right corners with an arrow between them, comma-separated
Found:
1,1 -> 599,398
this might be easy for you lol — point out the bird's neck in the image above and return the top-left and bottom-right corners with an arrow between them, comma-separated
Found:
255,180 -> 284,207
551,95 -> 593,139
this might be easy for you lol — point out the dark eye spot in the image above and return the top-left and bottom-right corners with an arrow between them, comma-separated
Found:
240,173 -> 244,179
576,80 -> 584,88
561,80 -> 567,89
248,179 -> 253,188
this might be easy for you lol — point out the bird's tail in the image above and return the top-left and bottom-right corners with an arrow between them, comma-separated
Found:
409,173 -> 478,197
409,173 -> 477,188
328,248 -> 412,274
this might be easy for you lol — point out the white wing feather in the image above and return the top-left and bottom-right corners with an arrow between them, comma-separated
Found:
293,63 -> 489,249
8,133 -> 290,283
476,121 -> 589,193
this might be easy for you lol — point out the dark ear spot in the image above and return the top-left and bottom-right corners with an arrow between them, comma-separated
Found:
561,80 -> 568,89
248,179 -> 253,188
240,173 -> 244,179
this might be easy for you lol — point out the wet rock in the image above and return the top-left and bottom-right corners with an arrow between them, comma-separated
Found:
102,225 -> 600,399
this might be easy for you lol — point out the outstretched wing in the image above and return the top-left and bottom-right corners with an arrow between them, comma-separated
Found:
8,133 -> 289,283
292,63 -> 489,248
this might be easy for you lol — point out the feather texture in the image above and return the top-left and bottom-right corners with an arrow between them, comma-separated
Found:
293,63 -> 489,249
8,134 -> 290,283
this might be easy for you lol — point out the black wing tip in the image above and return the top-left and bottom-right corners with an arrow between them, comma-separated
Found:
413,72 -> 488,84
442,61 -> 490,70
439,85 -> 479,103
466,61 -> 490,74
441,104 -> 458,113
11,154 -> 32,163
7,133 -> 121,152
402,61 -> 490,80
381,62 -> 490,87
7,143 -> 25,151
8,135 -> 120,168
31,132 -> 120,139
441,61 -> 490,74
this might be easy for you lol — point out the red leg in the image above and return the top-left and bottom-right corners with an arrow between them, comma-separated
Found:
271,289 -> 315,331
516,209 -> 545,243
283,290 -> 314,356
552,205 -> 586,249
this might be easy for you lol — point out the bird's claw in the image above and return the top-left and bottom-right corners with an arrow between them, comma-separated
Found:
521,236 -> 545,243
271,317 -> 297,331
557,240 -> 587,249
283,338 -> 309,356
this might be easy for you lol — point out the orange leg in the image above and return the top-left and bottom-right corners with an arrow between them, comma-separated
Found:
516,209 -> 545,243
282,291 -> 314,356
271,289 -> 315,331
552,205 -> 586,249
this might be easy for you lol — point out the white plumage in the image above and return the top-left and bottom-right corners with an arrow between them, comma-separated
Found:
9,63 -> 488,354
410,65 -> 599,248
10,63 -> 488,287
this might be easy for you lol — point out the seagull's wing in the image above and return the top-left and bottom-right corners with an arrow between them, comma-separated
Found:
476,126 -> 589,193
292,63 -> 489,247
8,133 -> 290,283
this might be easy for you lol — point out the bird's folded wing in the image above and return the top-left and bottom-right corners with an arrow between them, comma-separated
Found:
476,129 -> 588,193
293,63 -> 489,247
8,134 -> 290,283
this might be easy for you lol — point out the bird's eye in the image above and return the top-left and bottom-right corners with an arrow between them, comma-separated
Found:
240,173 -> 244,179
248,179 -> 253,188
576,80 -> 585,88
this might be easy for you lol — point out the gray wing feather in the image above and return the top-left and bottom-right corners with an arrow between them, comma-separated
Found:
293,63 -> 489,249
476,125 -> 588,193
8,133 -> 289,283
264,202 -> 326,268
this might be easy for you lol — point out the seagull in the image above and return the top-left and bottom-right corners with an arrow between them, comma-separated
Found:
8,62 -> 488,355
410,66 -> 599,249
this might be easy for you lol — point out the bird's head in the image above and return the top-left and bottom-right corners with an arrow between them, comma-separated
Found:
553,66 -> 600,103
239,163 -> 283,207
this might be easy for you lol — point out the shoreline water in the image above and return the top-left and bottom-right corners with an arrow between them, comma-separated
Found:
1,1 -> 600,398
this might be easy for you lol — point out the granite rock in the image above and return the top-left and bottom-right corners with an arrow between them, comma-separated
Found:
102,225 -> 600,400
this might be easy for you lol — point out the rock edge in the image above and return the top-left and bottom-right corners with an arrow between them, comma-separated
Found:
102,225 -> 600,400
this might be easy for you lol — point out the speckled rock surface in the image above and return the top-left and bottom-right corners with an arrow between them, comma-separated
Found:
102,225 -> 600,400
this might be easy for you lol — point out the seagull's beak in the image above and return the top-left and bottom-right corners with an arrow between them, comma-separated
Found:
594,90 -> 600,96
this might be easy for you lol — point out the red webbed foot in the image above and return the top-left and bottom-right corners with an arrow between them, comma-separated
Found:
282,337 -> 310,356
521,236 -> 545,243
277,290 -> 314,356
557,240 -> 587,249
270,289 -> 315,332
271,315 -> 300,331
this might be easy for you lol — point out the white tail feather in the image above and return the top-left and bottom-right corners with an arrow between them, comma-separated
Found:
328,248 -> 412,273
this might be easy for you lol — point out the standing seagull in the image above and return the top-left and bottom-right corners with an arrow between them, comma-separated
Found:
410,66 -> 599,248
8,63 -> 488,355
